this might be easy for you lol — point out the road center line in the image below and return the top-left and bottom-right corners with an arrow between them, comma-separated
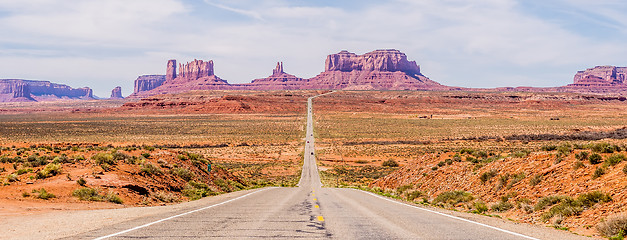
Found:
93,188 -> 269,240
362,191 -> 539,240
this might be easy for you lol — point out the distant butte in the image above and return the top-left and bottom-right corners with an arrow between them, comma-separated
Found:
0,79 -> 94,102
128,49 -> 448,98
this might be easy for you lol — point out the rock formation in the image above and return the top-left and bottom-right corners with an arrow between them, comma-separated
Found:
132,75 -> 166,94
127,49 -> 448,97
243,62 -> 307,90
570,66 -> 626,87
129,59 -> 229,98
0,79 -> 94,102
307,49 -> 446,90
110,86 -> 123,99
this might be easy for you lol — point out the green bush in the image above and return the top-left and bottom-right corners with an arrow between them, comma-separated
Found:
72,187 -> 101,201
6,173 -> 18,182
433,191 -> 474,206
472,201 -> 488,213
141,152 -> 151,158
396,184 -> 413,194
141,163 -> 162,175
541,145 -> 557,151
172,168 -> 195,181
491,201 -> 514,212
32,188 -> 55,200
182,181 -> 215,200
557,144 -> 572,155
112,151 -> 130,161
591,143 -> 620,153
16,168 -> 33,175
577,191 -> 612,207
542,198 -> 583,221
605,154 -> 626,167
529,174 -> 542,186
406,190 -> 424,201
36,163 -> 61,179
92,153 -> 116,165
153,191 -> 179,203
382,159 -> 399,167
511,150 -> 530,158
479,169 -> 498,184
576,151 -> 589,161
76,177 -> 86,186
535,195 -> 568,211
589,153 -> 603,165
573,161 -> 585,170
593,166 -> 606,179
104,192 -> 123,204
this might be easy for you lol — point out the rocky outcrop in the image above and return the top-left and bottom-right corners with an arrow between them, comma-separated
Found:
307,50 -> 446,90
110,86 -> 123,99
570,66 -> 626,87
132,75 -> 166,94
243,62 -> 307,90
129,59 -> 229,98
0,79 -> 94,102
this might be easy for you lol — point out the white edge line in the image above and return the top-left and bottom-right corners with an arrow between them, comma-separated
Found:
361,191 -> 540,240
93,188 -> 269,240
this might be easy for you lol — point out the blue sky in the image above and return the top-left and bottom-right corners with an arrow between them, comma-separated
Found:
0,0 -> 626,97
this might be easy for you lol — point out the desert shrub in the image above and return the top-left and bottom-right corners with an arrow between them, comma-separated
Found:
573,161 -> 585,170
72,187 -> 101,201
535,195 -> 569,211
76,177 -> 86,186
396,184 -> 413,194
491,201 -> 514,212
496,174 -> 511,191
141,163 -> 162,175
445,158 -> 453,165
141,152 -> 151,158
466,156 -> 479,164
516,198 -> 534,213
355,160 -> 369,164
406,190 -> 423,201
92,153 -> 116,165
32,188 -> 55,200
589,153 -> 603,165
36,163 -> 61,179
597,213 -> 627,239
577,191 -> 612,207
542,198 -> 583,221
112,151 -> 130,161
472,151 -> 488,159
437,161 -> 445,167
72,187 -> 122,204
511,150 -> 530,158
73,155 -> 86,161
172,168 -> 195,181
591,143 -> 620,153
104,192 -> 123,204
53,155 -> 71,164
593,166 -> 606,179
213,179 -> 231,192
623,164 -> 627,175
529,174 -> 542,186
431,166 -> 438,171
433,191 -> 474,206
541,145 -> 557,151
472,201 -> 488,213
7,173 -> 18,182
460,148 -> 474,155
557,143 -> 572,156
506,173 -> 526,189
576,151 -> 589,161
153,191 -> 179,203
382,159 -> 399,167
183,181 -> 215,200
16,168 -> 32,175
479,169 -> 498,184
143,145 -> 156,151
452,154 -> 462,162
605,154 -> 626,167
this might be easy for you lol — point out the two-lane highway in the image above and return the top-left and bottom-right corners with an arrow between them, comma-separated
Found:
68,93 -> 590,240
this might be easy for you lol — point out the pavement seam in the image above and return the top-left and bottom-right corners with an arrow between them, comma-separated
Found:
92,188 -> 270,240
362,191 -> 540,240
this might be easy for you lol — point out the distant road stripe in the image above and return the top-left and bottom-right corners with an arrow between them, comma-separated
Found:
362,191 -> 539,240
317,216 -> 325,221
315,205 -> 319,208
93,188 -> 269,240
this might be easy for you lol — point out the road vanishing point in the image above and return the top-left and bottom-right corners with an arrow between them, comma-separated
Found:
67,93 -> 590,240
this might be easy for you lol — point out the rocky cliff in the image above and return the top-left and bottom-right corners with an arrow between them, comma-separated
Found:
0,79 -> 94,102
242,62 -> 307,90
570,66 -> 627,87
307,50 -> 446,90
133,75 -> 166,94
110,86 -> 123,99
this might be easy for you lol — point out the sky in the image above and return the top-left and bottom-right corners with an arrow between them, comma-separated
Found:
1,0 -> 626,97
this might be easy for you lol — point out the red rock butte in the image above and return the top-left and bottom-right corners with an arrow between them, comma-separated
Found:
128,49 -> 449,98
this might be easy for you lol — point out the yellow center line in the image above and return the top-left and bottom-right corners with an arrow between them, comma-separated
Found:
315,205 -> 319,208
313,198 -> 317,201
317,216 -> 324,221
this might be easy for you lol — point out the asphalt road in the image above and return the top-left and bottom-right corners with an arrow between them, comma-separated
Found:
68,93 -> 590,240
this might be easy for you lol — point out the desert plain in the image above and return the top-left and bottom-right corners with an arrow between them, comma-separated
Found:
0,90 -> 626,238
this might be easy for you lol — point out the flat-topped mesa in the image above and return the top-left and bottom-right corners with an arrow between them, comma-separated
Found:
110,86 -> 123,99
13,83 -> 32,99
133,75 -> 166,93
325,49 -> 421,75
568,66 -> 627,88
175,59 -> 215,82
